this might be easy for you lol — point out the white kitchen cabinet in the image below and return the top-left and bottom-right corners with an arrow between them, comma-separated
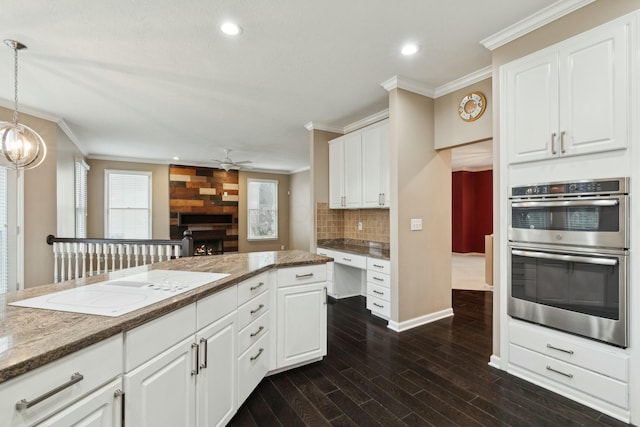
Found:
366,258 -> 391,319
362,120 -> 390,208
276,265 -> 327,369
36,378 -> 123,427
0,335 -> 123,427
329,134 -> 361,208
124,336 -> 196,427
316,248 -> 335,297
505,16 -> 631,164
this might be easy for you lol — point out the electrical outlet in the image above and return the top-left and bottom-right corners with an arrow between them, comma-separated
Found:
357,222 -> 363,231
410,218 -> 423,231
280,245 -> 285,250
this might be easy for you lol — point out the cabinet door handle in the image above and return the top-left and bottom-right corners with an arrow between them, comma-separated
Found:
560,131 -> 566,154
546,343 -> 574,355
373,290 -> 384,295
373,264 -> 384,269
200,338 -> 208,369
191,342 -> 199,376
551,132 -> 557,155
324,286 -> 328,305
16,372 -> 84,411
342,257 -> 352,262
250,282 -> 265,291
546,365 -> 573,379
295,273 -> 314,279
250,326 -> 265,337
250,348 -> 265,362
373,302 -> 384,308
250,304 -> 265,315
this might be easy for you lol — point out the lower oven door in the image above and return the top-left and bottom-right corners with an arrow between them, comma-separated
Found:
508,243 -> 628,347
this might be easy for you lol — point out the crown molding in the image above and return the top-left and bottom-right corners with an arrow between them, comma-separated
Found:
434,66 -> 492,98
289,166 -> 311,174
57,119 -> 87,156
480,0 -> 596,51
303,121 -> 343,134
343,109 -> 389,134
380,75 -> 435,98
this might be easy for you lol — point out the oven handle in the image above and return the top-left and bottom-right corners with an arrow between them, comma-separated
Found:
511,199 -> 619,208
511,249 -> 618,266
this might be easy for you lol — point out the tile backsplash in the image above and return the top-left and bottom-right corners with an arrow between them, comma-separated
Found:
316,202 -> 389,243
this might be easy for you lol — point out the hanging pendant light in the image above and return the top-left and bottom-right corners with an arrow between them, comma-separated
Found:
0,40 -> 47,170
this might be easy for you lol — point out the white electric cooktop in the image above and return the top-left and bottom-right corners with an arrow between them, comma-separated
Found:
10,270 -> 230,317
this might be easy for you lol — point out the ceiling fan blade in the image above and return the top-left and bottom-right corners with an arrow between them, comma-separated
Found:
234,160 -> 252,164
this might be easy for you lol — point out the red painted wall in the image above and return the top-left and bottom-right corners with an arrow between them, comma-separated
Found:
452,170 -> 493,253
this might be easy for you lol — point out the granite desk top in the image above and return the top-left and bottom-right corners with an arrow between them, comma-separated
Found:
317,239 -> 390,260
0,250 -> 330,384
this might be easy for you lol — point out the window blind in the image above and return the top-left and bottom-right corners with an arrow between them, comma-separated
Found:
106,171 -> 151,239
75,161 -> 89,238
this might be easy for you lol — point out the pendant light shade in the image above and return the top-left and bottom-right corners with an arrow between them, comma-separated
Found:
1,40 -> 47,170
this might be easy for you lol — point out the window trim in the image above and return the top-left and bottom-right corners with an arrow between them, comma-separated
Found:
247,178 -> 279,241
104,169 -> 152,239
75,159 -> 90,238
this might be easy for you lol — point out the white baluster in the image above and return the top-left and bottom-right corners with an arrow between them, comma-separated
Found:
73,243 -> 80,280
53,242 -> 60,283
125,244 -> 132,269
150,245 -> 156,264
134,244 -> 140,267
80,243 -> 87,279
96,244 -> 102,275
141,245 -> 148,266
66,242 -> 73,282
88,243 -> 94,277
110,244 -> 116,272
118,244 -> 124,270
174,244 -> 180,259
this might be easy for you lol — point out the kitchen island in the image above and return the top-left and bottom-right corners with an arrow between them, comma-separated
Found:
0,250 -> 331,426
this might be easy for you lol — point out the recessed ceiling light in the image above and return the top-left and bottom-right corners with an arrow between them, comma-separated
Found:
173,156 -> 179,160
401,44 -> 419,56
221,22 -> 242,36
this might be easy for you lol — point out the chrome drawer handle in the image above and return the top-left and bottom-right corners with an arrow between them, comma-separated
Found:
546,344 -> 574,355
250,282 -> 265,291
373,290 -> 384,295
546,365 -> 573,379
250,304 -> 265,315
373,302 -> 384,308
342,257 -> 352,262
16,372 -> 84,411
295,273 -> 314,279
250,348 -> 264,362
250,326 -> 264,337
373,264 -> 384,269
373,276 -> 384,282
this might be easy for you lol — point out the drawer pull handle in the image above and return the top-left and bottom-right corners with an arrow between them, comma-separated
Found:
373,290 -> 384,295
250,326 -> 265,337
250,348 -> 264,362
250,304 -> 265,315
546,344 -> 574,355
295,273 -> 314,279
373,302 -> 384,308
343,257 -> 352,262
373,276 -> 384,282
373,264 -> 384,269
250,282 -> 265,291
546,365 -> 573,379
16,372 -> 84,411
200,338 -> 208,369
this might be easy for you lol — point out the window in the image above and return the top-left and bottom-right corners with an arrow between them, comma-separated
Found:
247,179 -> 278,240
105,170 -> 151,239
75,160 -> 89,238
0,166 -> 7,294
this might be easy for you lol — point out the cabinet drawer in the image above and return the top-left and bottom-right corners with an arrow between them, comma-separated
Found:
326,262 -> 334,281
367,258 -> 390,274
237,311 -> 269,355
277,264 -> 326,287
366,270 -> 390,288
124,304 -> 196,371
238,333 -> 270,406
316,248 -> 335,259
237,272 -> 269,306
196,285 -> 237,331
333,252 -> 366,269
237,290 -> 270,331
0,335 -> 122,427
509,320 -> 628,381
367,283 -> 390,302
509,344 -> 628,409
367,295 -> 390,318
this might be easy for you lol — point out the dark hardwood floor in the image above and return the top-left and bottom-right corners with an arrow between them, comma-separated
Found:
229,291 -> 632,426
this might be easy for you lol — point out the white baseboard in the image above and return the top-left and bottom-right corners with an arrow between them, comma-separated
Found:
488,354 -> 501,369
387,308 -> 454,332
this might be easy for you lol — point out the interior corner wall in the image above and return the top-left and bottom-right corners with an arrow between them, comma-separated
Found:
289,170 -> 311,251
389,88 -> 452,324
310,129 -> 341,250
86,160 -> 170,240
452,170 -> 493,253
238,171 -> 290,253
56,128 -> 84,238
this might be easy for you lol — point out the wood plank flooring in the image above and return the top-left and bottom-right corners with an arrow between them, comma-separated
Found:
229,291 -> 632,426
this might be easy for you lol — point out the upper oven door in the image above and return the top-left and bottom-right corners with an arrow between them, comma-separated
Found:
509,195 -> 628,249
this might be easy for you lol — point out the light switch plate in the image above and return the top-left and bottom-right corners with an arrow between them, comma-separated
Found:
410,218 -> 422,231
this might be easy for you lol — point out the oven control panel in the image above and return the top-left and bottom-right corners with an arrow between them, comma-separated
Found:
511,177 -> 627,197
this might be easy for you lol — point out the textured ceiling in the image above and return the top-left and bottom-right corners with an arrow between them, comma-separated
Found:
0,0 -> 560,172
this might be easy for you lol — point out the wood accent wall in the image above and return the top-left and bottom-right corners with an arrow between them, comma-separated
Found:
169,165 -> 239,252
452,170 -> 493,253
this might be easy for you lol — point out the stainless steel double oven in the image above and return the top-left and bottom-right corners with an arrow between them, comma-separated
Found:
508,177 -> 629,347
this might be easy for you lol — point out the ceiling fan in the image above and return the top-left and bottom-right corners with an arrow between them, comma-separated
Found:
212,149 -> 253,171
